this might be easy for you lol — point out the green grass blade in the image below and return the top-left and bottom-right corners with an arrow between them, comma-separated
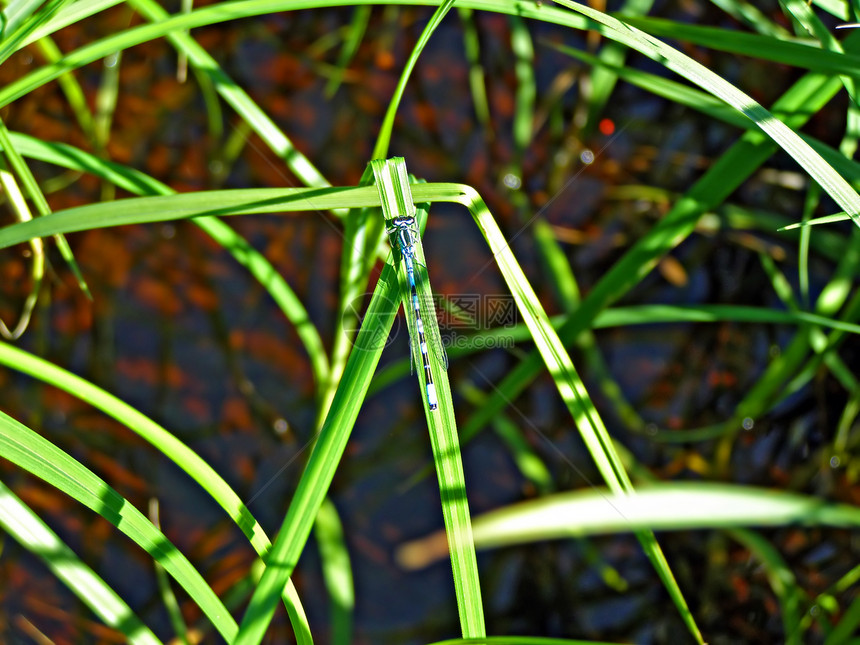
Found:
325,164 -> 379,426
2,0 -> 54,36
580,0 -> 655,136
93,47 -> 121,159
397,484 -> 860,558
148,500 -> 192,645
555,0 -> 860,227
456,62 -> 842,458
0,340 -> 313,641
0,0 -> 73,65
372,0 -> 456,159
730,528 -> 806,645
19,0 -> 124,47
461,384 -> 553,495
314,498 -> 354,644
175,0 -> 192,82
233,263 -> 400,645
194,215 -> 331,400
402,482 -> 860,643
0,0 -> 591,112
5,131 -> 169,193
0,480 -> 162,644
547,41 -> 752,130
0,185 -> 341,399
0,161 -> 43,339
0,118 -> 90,298
715,249 -> 860,467
467,482 -> 860,540
824,596 -> 860,644
621,14 -> 860,74
780,213 -> 854,228
0,187 -> 379,247
597,304 -> 860,334
711,0 -> 790,37
373,158 -> 485,638
0,410 -> 238,641
0,134 -> 331,396
443,185 -> 702,642
126,0 -> 330,190
374,302 -> 860,400
32,34 -> 97,139
324,5 -> 371,97
458,8 -> 492,134
509,14 -> 534,157
551,34 -> 860,191
429,639 -> 619,645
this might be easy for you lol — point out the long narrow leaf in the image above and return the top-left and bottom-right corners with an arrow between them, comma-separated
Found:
233,263 -> 401,644
458,64 -> 843,466
398,483 -> 860,559
0,133 -> 331,397
0,187 -> 380,247
0,0 -> 591,109
440,184 -> 703,641
555,0 -> 860,226
372,158 -> 484,638
0,480 -> 161,644
0,341 -> 313,638
0,410 -> 238,641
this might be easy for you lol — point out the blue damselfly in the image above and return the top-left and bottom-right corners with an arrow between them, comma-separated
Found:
387,215 -> 448,411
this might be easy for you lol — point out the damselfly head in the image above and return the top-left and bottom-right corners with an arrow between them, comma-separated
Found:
386,215 -> 417,231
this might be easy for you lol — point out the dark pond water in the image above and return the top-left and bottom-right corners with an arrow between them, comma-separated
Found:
0,2 -> 857,644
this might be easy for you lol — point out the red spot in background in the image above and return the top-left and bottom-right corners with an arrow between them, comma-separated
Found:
599,118 -> 615,136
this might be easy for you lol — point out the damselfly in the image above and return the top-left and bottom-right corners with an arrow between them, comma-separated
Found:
387,215 -> 448,411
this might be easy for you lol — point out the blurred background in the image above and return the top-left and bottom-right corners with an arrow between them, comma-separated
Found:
0,1 -> 857,643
